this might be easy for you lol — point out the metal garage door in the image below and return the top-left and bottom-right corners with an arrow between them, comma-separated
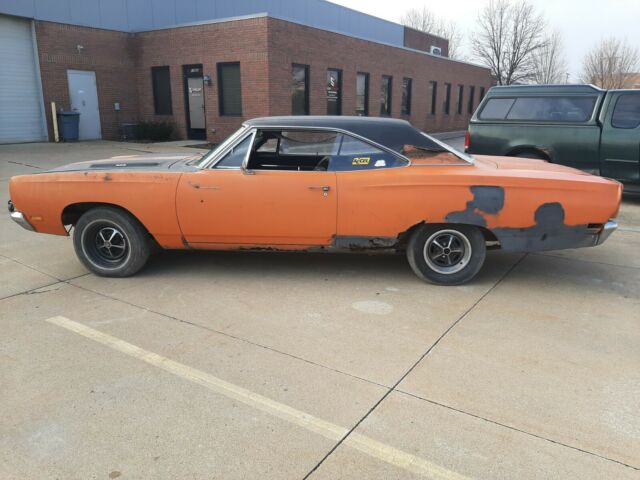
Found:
0,15 -> 47,143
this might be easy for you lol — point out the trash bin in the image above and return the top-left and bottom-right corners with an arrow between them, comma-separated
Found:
57,111 -> 80,142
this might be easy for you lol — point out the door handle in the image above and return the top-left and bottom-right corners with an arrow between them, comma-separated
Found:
308,185 -> 331,192
189,182 -> 220,190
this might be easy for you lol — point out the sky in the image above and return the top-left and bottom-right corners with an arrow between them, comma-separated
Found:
329,0 -> 640,80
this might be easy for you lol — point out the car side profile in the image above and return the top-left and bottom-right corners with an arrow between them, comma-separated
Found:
466,84 -> 640,190
8,116 -> 621,285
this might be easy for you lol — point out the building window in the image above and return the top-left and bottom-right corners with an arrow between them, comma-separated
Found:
326,68 -> 342,115
356,72 -> 369,116
292,64 -> 309,115
468,86 -> 476,114
444,83 -> 451,115
479,87 -> 486,101
151,66 -> 172,115
401,78 -> 412,115
429,81 -> 437,115
380,75 -> 392,116
457,85 -> 464,114
217,62 -> 242,116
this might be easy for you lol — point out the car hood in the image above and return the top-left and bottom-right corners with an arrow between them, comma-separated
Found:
48,153 -> 202,173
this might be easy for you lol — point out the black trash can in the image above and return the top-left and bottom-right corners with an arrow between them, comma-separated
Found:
57,111 -> 80,142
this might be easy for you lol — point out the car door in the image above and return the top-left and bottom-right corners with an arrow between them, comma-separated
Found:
331,135 -> 415,238
175,129 -> 337,246
600,91 -> 640,184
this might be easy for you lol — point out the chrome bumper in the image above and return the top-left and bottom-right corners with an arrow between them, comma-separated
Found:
8,200 -> 34,231
595,220 -> 618,246
10,211 -> 34,231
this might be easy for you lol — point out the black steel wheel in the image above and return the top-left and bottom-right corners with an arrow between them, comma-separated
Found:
406,224 -> 486,285
73,207 -> 150,277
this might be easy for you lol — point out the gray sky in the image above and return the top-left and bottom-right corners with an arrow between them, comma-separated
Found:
330,0 -> 640,80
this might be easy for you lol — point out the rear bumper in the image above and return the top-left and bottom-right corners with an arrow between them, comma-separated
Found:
7,200 -> 34,231
594,220 -> 618,246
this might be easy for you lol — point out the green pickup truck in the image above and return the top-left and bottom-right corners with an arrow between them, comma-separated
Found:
466,85 -> 640,190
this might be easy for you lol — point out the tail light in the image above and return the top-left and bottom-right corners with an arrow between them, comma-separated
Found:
464,130 -> 470,152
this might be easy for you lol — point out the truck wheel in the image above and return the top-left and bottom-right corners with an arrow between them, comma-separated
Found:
406,225 -> 486,285
73,207 -> 150,277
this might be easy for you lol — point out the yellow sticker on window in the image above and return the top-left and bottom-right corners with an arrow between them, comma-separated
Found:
352,157 -> 371,166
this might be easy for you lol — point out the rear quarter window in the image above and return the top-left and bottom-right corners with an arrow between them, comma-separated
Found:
612,94 -> 640,129
479,96 -> 597,122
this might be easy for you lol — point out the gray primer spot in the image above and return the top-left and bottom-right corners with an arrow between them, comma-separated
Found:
445,186 -> 505,227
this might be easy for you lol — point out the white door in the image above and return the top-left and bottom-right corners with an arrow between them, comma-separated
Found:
67,70 -> 101,140
0,15 -> 47,144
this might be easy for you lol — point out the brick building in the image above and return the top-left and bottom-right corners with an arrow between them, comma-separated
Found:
0,1 -> 492,144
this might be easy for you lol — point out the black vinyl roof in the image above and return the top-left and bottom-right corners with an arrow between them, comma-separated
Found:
244,116 -> 445,153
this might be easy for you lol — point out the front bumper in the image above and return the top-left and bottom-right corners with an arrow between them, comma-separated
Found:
594,220 -> 618,246
8,200 -> 34,231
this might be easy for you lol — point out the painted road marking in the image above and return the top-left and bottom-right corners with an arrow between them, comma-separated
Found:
46,316 -> 468,480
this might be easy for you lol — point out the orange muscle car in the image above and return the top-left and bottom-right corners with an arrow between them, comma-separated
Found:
8,117 -> 621,285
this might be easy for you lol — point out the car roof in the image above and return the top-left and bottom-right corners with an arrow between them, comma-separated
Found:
486,84 -> 605,96
244,116 -> 445,153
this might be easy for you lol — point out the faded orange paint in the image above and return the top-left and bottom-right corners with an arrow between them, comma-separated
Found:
8,152 -> 621,251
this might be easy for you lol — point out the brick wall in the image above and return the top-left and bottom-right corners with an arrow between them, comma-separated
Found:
403,27 -> 449,58
35,21 -> 138,141
134,17 -> 270,142
267,18 -> 492,133
34,16 -> 492,142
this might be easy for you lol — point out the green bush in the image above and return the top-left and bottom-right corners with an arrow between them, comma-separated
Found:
134,121 -> 174,142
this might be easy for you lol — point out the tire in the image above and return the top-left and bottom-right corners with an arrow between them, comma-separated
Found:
73,207 -> 150,277
406,224 -> 486,285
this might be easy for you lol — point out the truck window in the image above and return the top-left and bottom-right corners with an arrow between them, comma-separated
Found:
479,98 -> 515,120
612,94 -> 640,129
506,97 -> 596,122
479,96 -> 597,122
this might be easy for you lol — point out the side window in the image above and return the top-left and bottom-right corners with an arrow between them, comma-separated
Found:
330,136 -> 407,171
279,131 -> 340,155
247,130 -> 341,171
214,134 -> 253,169
507,96 -> 596,122
612,94 -> 640,129
479,98 -> 515,120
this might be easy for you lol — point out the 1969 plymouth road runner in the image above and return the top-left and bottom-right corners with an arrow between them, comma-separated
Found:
8,117 -> 621,285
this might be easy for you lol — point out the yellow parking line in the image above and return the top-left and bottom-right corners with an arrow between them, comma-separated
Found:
46,316 -> 469,480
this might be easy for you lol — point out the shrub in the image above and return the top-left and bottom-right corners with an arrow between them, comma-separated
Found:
134,121 -> 174,142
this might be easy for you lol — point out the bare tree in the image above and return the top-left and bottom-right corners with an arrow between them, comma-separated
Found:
581,37 -> 640,89
472,0 -> 547,85
400,7 -> 464,60
532,30 -> 568,84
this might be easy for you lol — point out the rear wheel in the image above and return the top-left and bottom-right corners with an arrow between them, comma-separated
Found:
406,225 -> 486,285
73,207 -> 150,277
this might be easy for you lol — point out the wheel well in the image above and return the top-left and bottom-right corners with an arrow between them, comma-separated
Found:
396,222 -> 499,249
61,202 -> 161,248
507,147 -> 551,161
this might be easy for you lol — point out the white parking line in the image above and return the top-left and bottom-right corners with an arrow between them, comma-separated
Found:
46,316 -> 468,480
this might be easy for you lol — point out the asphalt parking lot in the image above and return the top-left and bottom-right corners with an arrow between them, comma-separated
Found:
1,140 -> 639,479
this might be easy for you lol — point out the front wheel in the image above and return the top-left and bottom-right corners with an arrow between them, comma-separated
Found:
73,207 -> 151,277
406,225 -> 486,285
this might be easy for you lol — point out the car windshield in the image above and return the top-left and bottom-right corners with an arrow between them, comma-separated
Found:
196,126 -> 249,168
